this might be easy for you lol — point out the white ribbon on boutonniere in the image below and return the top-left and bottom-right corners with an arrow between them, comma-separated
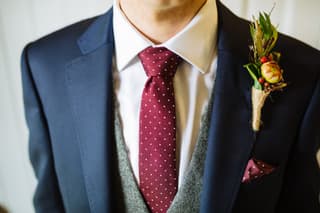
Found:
244,11 -> 287,132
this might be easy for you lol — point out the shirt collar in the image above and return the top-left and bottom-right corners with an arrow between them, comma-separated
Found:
113,0 -> 218,73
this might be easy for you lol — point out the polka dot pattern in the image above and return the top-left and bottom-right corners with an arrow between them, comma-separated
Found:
138,46 -> 182,213
242,158 -> 275,183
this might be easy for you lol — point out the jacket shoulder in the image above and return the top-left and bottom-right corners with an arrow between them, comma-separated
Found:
27,16 -> 97,60
24,8 -> 113,65
277,33 -> 320,67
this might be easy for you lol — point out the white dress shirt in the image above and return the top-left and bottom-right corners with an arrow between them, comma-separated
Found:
113,0 -> 218,187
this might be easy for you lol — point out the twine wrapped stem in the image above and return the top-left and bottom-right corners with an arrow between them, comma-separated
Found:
251,87 -> 270,131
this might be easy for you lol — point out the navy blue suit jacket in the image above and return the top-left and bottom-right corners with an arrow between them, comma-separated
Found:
21,2 -> 320,213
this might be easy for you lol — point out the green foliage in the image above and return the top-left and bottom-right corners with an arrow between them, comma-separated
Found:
244,63 -> 263,90
259,12 -> 273,40
250,12 -> 278,62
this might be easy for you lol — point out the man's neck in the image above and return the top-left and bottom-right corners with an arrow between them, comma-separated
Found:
118,0 -> 207,44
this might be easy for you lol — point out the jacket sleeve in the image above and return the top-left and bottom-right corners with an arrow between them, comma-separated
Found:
21,44 -> 65,213
276,73 -> 320,212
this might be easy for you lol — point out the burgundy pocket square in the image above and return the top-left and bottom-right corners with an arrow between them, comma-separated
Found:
242,158 -> 275,183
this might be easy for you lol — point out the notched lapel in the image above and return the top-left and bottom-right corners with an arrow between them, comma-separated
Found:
201,50 -> 255,213
65,43 -> 115,213
201,3 -> 257,213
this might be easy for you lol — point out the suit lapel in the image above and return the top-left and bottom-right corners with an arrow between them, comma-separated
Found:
201,3 -> 256,213
65,10 -> 116,213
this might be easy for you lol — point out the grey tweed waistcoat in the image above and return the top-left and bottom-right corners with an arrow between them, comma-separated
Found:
113,92 -> 214,213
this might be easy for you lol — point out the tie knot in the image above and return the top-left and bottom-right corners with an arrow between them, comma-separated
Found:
138,46 -> 182,77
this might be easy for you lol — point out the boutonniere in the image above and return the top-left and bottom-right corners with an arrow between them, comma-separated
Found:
244,12 -> 287,132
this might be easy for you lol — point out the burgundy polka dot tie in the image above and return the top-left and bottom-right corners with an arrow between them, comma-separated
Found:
138,46 -> 182,213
